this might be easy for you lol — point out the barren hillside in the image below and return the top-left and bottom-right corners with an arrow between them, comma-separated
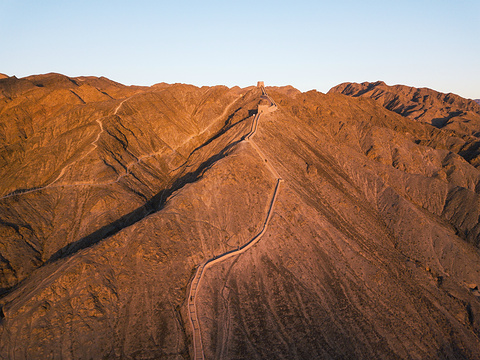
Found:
0,75 -> 479,359
330,81 -> 480,168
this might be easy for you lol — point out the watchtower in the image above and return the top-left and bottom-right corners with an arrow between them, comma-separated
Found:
258,97 -> 270,113
257,81 -> 264,88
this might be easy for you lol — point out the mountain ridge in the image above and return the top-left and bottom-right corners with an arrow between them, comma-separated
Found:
329,81 -> 480,129
1,74 -> 480,359
329,81 -> 480,168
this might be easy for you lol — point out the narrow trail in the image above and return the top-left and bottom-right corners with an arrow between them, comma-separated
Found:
0,95 -> 242,201
187,95 -> 242,147
0,97 -> 130,200
47,117 -> 105,188
170,95 -> 243,173
187,86 -> 281,360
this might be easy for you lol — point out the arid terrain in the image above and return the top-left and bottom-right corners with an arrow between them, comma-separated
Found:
1,74 -> 480,359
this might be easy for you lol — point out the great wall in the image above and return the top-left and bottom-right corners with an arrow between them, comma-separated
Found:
187,82 -> 282,360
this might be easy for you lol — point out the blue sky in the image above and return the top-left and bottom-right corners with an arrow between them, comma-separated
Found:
1,0 -> 479,98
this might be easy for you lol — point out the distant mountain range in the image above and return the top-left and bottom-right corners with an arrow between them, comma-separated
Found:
1,74 -> 480,359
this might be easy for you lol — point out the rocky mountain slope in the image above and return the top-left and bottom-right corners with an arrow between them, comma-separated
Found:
329,81 -> 480,135
0,74 -> 480,359
330,81 -> 480,169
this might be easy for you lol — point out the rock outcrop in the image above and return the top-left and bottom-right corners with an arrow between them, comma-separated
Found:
0,75 -> 480,359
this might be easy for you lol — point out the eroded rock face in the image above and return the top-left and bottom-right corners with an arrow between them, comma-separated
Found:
0,75 -> 480,359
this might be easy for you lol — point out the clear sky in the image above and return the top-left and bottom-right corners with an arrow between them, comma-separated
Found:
1,0 -> 479,98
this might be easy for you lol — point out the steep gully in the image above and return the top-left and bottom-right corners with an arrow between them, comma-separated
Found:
187,86 -> 281,360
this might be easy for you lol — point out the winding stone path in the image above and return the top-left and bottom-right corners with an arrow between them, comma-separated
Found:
187,86 -> 281,360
